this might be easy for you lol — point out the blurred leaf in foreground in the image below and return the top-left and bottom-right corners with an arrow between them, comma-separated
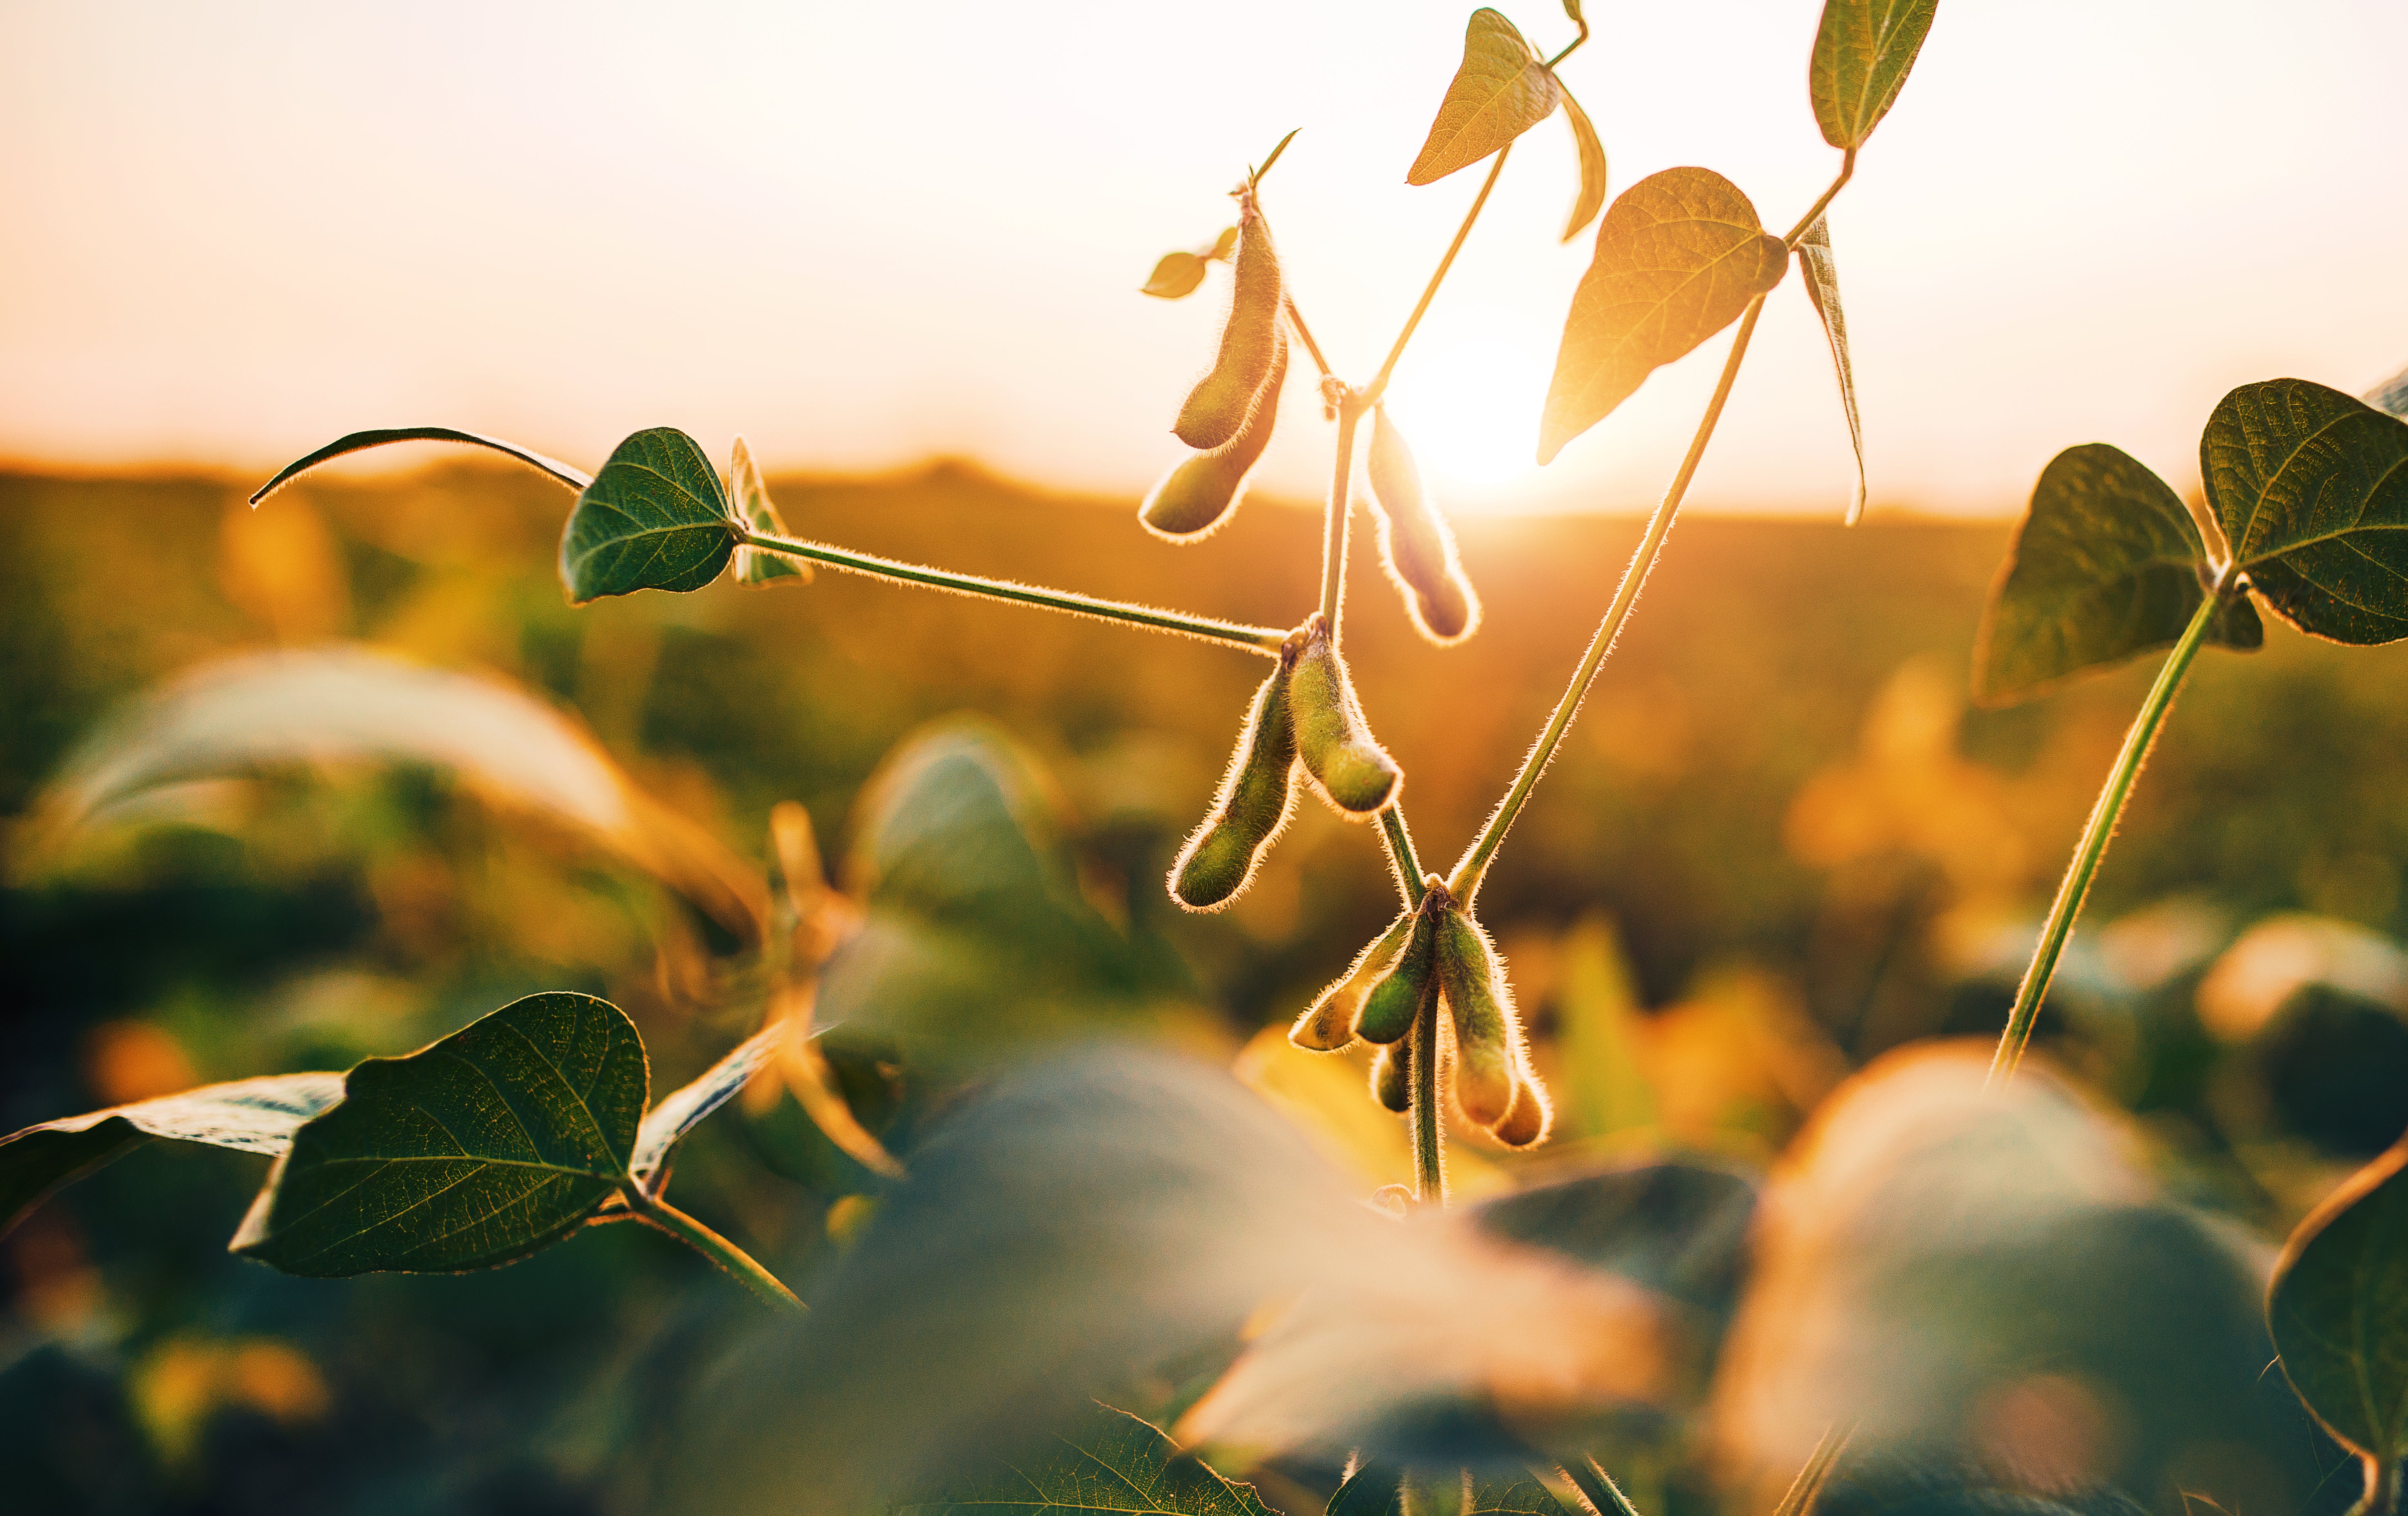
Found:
893,1402 -> 1276,1516
2268,1138 -> 2408,1465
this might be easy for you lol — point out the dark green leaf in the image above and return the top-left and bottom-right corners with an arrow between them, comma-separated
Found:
1557,82 -> 1608,242
894,1402 -> 1278,1516
1467,1477 -> 1574,1516
1797,216 -> 1867,523
631,1023 -> 785,1187
1407,9 -> 1561,186
1539,167 -> 1788,464
232,992 -> 647,1275
1474,1157 -> 1758,1318
729,435 -> 810,587
2368,362 -> 2408,420
1809,0 -> 1940,149
250,426 -> 590,506
1327,1465 -> 1403,1516
1,1073 -> 345,1239
2207,379 -> 2408,644
1974,444 -> 2261,706
558,427 -> 738,604
1144,252 -> 1211,300
2269,1139 -> 2408,1460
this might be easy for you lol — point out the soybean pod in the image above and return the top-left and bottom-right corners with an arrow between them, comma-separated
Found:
1143,334 -> 1288,541
1288,618 -> 1402,816
1291,908 -> 1413,1051
1356,890 -> 1443,1045
1435,907 -> 1515,1127
1492,1038 -> 1552,1148
1372,1039 -> 1411,1114
1169,663 -> 1299,912
1366,406 -> 1478,643
1172,196 -> 1284,451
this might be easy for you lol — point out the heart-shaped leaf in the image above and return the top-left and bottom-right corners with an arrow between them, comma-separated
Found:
250,426 -> 591,506
1,1073 -> 346,1239
1539,167 -> 1789,464
1797,216 -> 1867,523
1558,82 -> 1609,242
1143,251 -> 1210,300
893,1402 -> 1277,1516
630,1021 -> 785,1188
559,427 -> 738,604
1975,444 -> 2262,706
1809,0 -> 1940,150
233,991 -> 647,1275
729,435 -> 809,587
2268,1139 -> 2408,1460
1407,9 -> 1561,187
2207,379 -> 2408,644
2368,362 -> 2408,420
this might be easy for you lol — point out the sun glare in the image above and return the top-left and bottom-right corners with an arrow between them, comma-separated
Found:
1380,328 -> 1558,504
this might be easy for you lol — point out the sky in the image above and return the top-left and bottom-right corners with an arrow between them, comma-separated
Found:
1,0 -> 2402,518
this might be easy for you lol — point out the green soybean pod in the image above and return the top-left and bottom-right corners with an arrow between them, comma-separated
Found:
1356,899 -> 1440,1045
1366,406 -> 1478,644
1172,200 -> 1284,451
1288,620 -> 1402,816
1436,907 -> 1515,1126
1371,1038 -> 1411,1114
1169,664 -> 1298,912
1142,334 -> 1288,542
1290,907 -> 1414,1052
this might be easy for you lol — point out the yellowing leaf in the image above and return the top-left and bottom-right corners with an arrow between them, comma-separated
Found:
1558,81 -> 1609,242
1539,167 -> 1788,464
1809,0 -> 1940,149
1796,216 -> 1868,522
1141,250 -> 1209,300
1406,9 -> 1561,187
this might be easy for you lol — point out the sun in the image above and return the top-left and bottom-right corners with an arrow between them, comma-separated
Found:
1377,327 -> 1559,499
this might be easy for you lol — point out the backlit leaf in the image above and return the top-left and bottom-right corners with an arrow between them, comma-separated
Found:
729,435 -> 809,587
250,426 -> 590,506
2268,1138 -> 2408,1459
1252,127 -> 1301,186
232,992 -> 646,1275
1561,0 -> 1585,24
1558,82 -> 1608,242
559,427 -> 738,604
1327,1465 -> 1404,1516
1467,1476 -> 1574,1516
1974,444 -> 2262,706
1209,227 -> 1240,261
893,1402 -> 1278,1516
2368,362 -> 2408,419
1809,0 -> 1940,149
1539,167 -> 1788,463
2207,379 -> 2408,644
1,1073 -> 345,1240
630,1022 -> 785,1187
1144,252 -> 1211,300
1796,216 -> 1867,523
1407,9 -> 1561,187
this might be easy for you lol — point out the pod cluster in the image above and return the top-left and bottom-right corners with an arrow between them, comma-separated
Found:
1169,615 -> 1401,912
1288,877 -> 1551,1148
1143,192 -> 1287,542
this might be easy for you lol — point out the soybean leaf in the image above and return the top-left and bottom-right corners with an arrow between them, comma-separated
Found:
2206,379 -> 2408,644
1561,0 -> 1585,24
1328,1465 -> 1404,1516
1797,216 -> 1867,523
1251,127 -> 1301,187
232,992 -> 647,1275
1143,252 -> 1211,300
630,1022 -> 785,1188
1209,226 -> 1240,261
1539,167 -> 1788,464
250,425 -> 591,506
2268,1139 -> 2408,1460
894,1402 -> 1277,1516
1974,444 -> 2262,706
1467,1477 -> 1574,1516
1475,1157 -> 1759,1320
1809,0 -> 1940,149
729,435 -> 810,587
1558,82 -> 1609,242
2369,362 -> 2408,420
1,1073 -> 345,1239
559,427 -> 738,604
1407,9 -> 1561,187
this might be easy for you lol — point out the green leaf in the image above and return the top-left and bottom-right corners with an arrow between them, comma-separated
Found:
1557,82 -> 1608,242
1,1073 -> 345,1239
2369,362 -> 2408,420
1467,1477 -> 1574,1516
1327,1466 -> 1403,1516
1797,216 -> 1867,523
892,1402 -> 1277,1516
1539,167 -> 1789,464
1251,127 -> 1301,186
1808,0 -> 1940,149
1975,444 -> 2262,705
250,426 -> 591,506
2269,1140 -> 2408,1460
558,427 -> 738,604
1406,9 -> 1562,187
1474,1157 -> 1759,1317
232,992 -> 647,1275
729,435 -> 810,587
1143,252 -> 1211,300
630,1022 -> 785,1187
2207,379 -> 2408,644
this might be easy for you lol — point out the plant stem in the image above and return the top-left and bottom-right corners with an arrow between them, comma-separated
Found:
1283,296 -> 1334,382
1379,805 -> 1427,909
1987,583 -> 2229,1087
1783,152 -> 1857,247
741,531 -> 1286,655
1560,1458 -> 1644,1516
623,1184 -> 803,1312
1320,401 -> 1364,634
1448,297 -> 1769,905
1409,976 -> 1445,1206
1364,143 -> 1514,406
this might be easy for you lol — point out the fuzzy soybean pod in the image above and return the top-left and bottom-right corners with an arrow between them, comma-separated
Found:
1492,1041 -> 1553,1148
1436,906 -> 1516,1127
1169,663 -> 1298,912
1366,406 -> 1480,644
1142,334 -> 1289,541
1288,621 -> 1402,816
1290,908 -> 1414,1052
1356,896 -> 1441,1045
1371,1038 -> 1412,1115
1171,200 -> 1284,451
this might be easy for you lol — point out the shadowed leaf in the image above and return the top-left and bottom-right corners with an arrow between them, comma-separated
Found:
730,435 -> 809,587
1,1074 -> 346,1239
250,426 -> 590,506
630,1023 -> 786,1187
2268,1138 -> 2408,1459
2207,379 -> 2408,644
559,427 -> 738,604
1558,82 -> 1608,241
1974,444 -> 2261,706
1809,0 -> 1940,149
1467,1476 -> 1573,1516
1327,1465 -> 1404,1516
1144,252 -> 1211,299
1797,216 -> 1867,523
1407,9 -> 1561,186
893,1402 -> 1278,1516
1540,167 -> 1788,464
1474,1157 -> 1759,1320
232,992 -> 646,1276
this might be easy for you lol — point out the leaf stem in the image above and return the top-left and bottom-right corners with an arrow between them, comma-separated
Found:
1283,296 -> 1335,382
1561,1458 -> 1644,1516
622,1184 -> 803,1312
1379,806 -> 1427,910
1783,151 -> 1857,247
2352,1454 -> 2400,1516
1448,297 -> 1769,905
1320,401 -> 1365,634
1410,976 -> 1445,1206
741,531 -> 1286,655
1365,143 -> 1514,406
1987,579 -> 2230,1087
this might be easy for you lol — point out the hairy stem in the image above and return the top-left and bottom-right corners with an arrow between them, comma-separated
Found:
1379,805 -> 1427,909
742,531 -> 1285,654
1783,152 -> 1857,247
1449,297 -> 1769,904
1284,296 -> 1334,382
1410,979 -> 1445,1206
1987,582 -> 2229,1087
1320,401 -> 1364,634
1365,143 -> 1514,406
624,1185 -> 803,1312
1561,1459 -> 1644,1516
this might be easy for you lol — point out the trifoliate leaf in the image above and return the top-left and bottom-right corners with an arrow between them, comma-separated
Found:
559,427 -> 738,604
1407,9 -> 1562,186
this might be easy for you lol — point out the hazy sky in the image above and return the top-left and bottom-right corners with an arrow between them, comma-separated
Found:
2,0 -> 2402,517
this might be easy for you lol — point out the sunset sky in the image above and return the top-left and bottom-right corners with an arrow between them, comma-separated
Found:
2,0 -> 2402,517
